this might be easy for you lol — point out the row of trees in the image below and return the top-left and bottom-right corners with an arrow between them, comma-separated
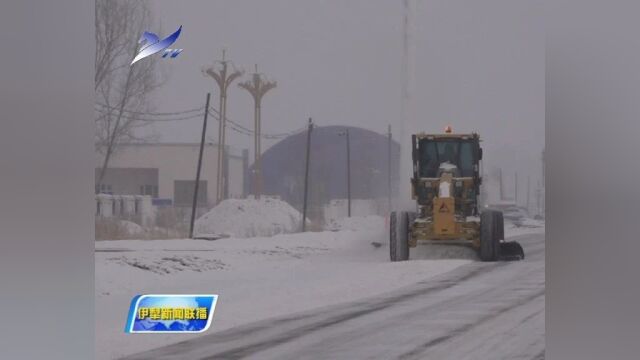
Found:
95,0 -> 163,185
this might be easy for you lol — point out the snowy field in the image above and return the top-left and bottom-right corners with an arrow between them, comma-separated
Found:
95,215 -> 543,360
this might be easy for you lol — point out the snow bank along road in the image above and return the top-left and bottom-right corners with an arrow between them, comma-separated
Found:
122,232 -> 545,360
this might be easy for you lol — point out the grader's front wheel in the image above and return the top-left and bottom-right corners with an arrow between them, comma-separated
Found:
390,211 -> 410,261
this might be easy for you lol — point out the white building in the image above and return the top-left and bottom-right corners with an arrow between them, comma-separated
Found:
95,143 -> 248,208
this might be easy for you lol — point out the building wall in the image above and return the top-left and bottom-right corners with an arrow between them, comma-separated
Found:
95,167 -> 158,196
96,143 -> 245,207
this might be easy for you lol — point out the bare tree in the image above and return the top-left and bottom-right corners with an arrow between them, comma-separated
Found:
95,0 -> 164,187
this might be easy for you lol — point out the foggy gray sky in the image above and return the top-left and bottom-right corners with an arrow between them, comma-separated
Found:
146,0 -> 544,193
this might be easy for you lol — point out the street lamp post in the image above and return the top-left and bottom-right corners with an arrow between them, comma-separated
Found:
239,65 -> 276,199
302,118 -> 313,231
387,124 -> 392,214
203,50 -> 243,204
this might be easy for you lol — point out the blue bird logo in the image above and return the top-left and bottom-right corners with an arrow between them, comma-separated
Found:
131,26 -> 183,65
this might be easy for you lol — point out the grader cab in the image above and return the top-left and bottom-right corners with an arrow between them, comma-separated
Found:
390,128 -> 524,262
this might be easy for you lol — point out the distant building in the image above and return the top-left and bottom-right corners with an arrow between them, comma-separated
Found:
250,125 -> 401,217
96,143 -> 248,208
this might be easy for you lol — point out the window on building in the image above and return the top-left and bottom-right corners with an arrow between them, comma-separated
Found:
174,180 -> 207,207
140,184 -> 158,198
97,184 -> 112,194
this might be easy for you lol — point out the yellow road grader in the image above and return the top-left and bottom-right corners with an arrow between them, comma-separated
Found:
390,128 -> 524,262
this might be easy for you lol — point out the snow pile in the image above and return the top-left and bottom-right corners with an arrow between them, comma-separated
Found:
323,199 -> 382,224
325,215 -> 386,232
194,197 -> 302,238
96,218 -> 145,240
120,220 -> 144,236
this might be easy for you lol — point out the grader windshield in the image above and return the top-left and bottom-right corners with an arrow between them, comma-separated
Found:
417,137 -> 478,178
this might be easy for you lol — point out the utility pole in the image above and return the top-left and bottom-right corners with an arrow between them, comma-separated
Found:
398,0 -> 415,209
526,175 -> 530,214
515,171 -> 518,205
542,148 -> 545,183
302,118 -> 313,231
536,180 -> 542,217
239,64 -> 277,199
387,124 -> 392,215
499,168 -> 504,201
339,129 -> 352,217
541,148 -> 545,216
204,50 -> 243,204
190,93 -> 211,239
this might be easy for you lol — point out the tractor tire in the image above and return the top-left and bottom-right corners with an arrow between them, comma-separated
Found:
480,210 -> 500,261
390,211 -> 409,261
495,210 -> 505,241
407,211 -> 417,247
408,211 -> 417,226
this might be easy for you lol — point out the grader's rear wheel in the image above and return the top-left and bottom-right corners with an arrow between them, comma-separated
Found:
480,210 -> 500,261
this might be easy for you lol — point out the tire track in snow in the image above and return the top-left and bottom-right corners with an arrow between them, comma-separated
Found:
396,290 -> 544,360
121,262 -> 510,360
121,232 -> 544,360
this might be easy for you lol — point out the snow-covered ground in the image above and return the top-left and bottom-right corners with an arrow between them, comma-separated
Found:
506,218 -> 546,237
324,214 -> 386,232
95,216 -> 543,359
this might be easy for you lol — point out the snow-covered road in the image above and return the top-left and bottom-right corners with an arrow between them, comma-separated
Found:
96,217 -> 474,359
120,232 -> 545,360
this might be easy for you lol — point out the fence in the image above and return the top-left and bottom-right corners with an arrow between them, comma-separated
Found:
95,194 -> 154,227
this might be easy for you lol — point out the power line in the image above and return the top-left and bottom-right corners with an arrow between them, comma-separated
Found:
95,102 -> 204,116
208,106 -> 306,138
208,107 -> 253,133
94,110 -> 205,122
95,105 -> 312,139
